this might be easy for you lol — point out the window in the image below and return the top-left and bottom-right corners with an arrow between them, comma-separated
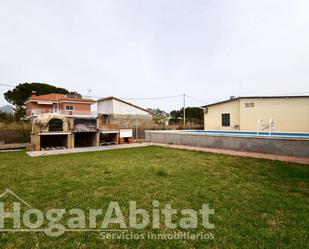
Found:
53,104 -> 58,113
65,105 -> 74,111
245,102 -> 255,108
221,113 -> 230,127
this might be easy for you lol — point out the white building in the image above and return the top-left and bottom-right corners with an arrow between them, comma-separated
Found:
97,96 -> 153,128
97,96 -> 151,115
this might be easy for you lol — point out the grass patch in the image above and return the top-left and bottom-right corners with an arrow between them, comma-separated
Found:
0,146 -> 308,248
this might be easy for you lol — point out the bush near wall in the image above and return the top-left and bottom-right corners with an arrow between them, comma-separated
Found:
0,123 -> 31,143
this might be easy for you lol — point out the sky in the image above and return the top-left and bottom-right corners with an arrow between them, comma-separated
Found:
0,0 -> 308,111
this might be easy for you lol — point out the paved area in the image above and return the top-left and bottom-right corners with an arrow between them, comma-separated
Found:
27,143 -> 150,157
148,142 -> 309,165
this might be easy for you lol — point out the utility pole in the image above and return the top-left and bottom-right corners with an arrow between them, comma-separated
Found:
183,94 -> 186,129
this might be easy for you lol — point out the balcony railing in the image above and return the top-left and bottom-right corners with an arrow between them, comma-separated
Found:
60,110 -> 97,116
28,109 -> 97,117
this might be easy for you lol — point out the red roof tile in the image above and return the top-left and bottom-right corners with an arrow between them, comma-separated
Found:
27,93 -> 95,103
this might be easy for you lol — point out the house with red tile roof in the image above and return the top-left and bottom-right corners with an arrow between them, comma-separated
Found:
25,93 -> 142,151
25,91 -> 96,118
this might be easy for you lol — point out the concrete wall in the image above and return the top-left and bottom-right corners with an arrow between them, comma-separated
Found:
60,102 -> 92,113
204,99 -> 240,130
239,97 -> 309,132
26,102 -> 37,116
97,99 -> 114,114
31,133 -> 41,151
204,97 -> 309,132
145,131 -> 309,158
97,99 -> 151,115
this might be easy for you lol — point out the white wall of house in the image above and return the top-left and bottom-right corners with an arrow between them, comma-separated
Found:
97,99 -> 114,114
97,98 -> 150,115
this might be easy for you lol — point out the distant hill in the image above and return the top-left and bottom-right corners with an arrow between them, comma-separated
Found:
0,105 -> 14,113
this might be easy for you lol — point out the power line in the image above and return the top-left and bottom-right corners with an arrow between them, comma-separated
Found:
122,95 -> 183,100
81,94 -> 184,101
186,95 -> 209,105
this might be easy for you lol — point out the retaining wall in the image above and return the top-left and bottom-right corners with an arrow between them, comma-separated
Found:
145,131 -> 309,158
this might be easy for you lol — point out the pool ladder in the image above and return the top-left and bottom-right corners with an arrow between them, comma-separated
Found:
257,118 -> 275,135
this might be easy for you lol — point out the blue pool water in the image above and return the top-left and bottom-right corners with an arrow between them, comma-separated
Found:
186,130 -> 309,138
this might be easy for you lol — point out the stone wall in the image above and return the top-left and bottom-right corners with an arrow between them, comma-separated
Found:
98,114 -> 154,129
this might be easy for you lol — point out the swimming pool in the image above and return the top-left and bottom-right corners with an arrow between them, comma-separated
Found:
186,130 -> 309,138
145,130 -> 309,157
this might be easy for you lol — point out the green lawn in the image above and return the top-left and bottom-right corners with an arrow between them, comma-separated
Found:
0,146 -> 308,248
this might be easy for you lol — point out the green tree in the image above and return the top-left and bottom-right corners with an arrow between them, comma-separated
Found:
170,110 -> 182,120
183,107 -> 204,123
4,82 -> 74,121
170,107 -> 203,124
148,108 -> 169,124
147,108 -> 169,117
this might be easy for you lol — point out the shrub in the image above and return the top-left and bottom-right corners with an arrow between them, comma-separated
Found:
0,122 -> 31,143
